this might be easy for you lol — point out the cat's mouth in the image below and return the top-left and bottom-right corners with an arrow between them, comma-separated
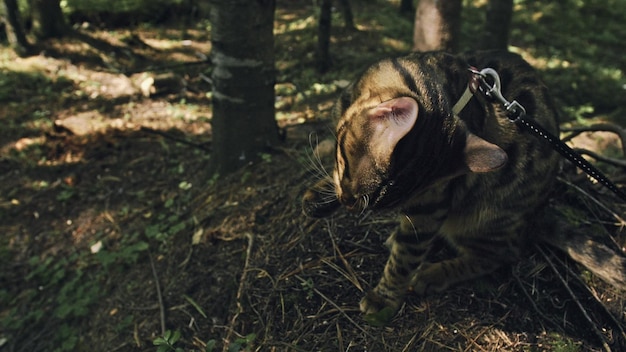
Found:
341,180 -> 401,213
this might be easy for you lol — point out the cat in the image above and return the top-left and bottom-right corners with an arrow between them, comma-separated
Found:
302,50 -> 626,321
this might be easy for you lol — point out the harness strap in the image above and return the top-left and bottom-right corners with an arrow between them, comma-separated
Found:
451,66 -> 481,116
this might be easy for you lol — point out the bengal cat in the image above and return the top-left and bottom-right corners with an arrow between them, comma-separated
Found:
302,50 -> 626,322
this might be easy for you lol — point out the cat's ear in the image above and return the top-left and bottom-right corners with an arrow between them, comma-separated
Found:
368,97 -> 418,161
463,133 -> 508,173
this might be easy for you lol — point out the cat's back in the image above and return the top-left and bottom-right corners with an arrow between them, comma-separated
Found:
445,51 -> 561,233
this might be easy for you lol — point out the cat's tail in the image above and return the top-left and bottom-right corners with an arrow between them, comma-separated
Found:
540,219 -> 626,291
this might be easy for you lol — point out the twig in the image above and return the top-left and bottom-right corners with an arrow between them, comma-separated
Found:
536,245 -> 612,352
561,123 -> 626,155
557,176 -> 626,226
549,247 -> 626,343
572,148 -> 626,168
140,126 -> 211,151
223,232 -> 255,352
294,275 -> 372,337
512,267 -> 560,331
199,73 -> 213,85
148,250 -> 166,336
313,286 -> 371,336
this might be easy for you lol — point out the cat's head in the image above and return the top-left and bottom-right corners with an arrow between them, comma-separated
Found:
302,56 -> 507,217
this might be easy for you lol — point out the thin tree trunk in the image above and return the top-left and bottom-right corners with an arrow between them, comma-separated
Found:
336,0 -> 356,30
412,0 -> 462,52
209,0 -> 280,175
30,0 -> 67,40
316,0 -> 332,73
480,0 -> 513,50
399,0 -> 414,14
2,0 -> 33,56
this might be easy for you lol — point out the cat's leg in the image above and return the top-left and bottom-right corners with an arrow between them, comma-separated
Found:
411,232 -> 520,295
359,229 -> 436,315
359,212 -> 444,316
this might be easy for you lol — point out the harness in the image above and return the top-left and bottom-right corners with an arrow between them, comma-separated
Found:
452,66 -> 626,202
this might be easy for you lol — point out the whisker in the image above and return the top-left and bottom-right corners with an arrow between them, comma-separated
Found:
303,132 -> 334,182
359,195 -> 370,217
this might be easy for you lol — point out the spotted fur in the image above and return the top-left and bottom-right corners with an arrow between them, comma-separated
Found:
302,50 -> 626,320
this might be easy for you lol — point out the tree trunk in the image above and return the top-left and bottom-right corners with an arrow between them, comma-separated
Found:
337,0 -> 356,30
412,0 -> 462,52
209,0 -> 280,175
316,0 -> 332,73
2,0 -> 33,57
30,0 -> 67,40
399,0 -> 414,14
480,0 -> 513,51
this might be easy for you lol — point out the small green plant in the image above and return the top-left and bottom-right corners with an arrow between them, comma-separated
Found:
56,185 -> 76,202
178,180 -> 192,190
7,253 -> 104,351
300,278 -> 315,300
227,333 -> 256,352
205,339 -> 217,352
153,330 -> 184,352
259,152 -> 273,163
546,333 -> 581,352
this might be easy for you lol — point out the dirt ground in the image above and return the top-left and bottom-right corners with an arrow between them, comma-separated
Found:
2,2 -> 626,352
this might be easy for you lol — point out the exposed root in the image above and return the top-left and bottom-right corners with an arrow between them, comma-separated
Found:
562,123 -> 626,156
573,148 -> 626,168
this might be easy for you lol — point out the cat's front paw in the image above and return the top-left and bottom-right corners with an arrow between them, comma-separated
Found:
302,178 -> 340,218
359,290 -> 401,326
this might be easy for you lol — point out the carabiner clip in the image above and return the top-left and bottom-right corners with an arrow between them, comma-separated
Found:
474,68 -> 526,122
477,68 -> 507,105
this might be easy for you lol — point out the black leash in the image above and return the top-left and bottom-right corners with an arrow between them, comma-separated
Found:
467,67 -> 626,202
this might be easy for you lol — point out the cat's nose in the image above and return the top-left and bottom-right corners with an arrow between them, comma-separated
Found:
340,193 -> 362,212
339,192 -> 357,207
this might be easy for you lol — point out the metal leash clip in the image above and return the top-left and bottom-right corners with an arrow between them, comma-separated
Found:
470,68 -> 526,122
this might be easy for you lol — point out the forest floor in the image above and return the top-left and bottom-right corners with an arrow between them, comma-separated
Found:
2,0 -> 626,351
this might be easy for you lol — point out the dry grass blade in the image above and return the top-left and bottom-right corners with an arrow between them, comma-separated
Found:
512,266 -> 561,329
548,246 -> 626,343
321,258 -> 363,292
223,232 -> 254,352
324,223 -> 364,291
148,250 -> 166,336
558,176 -> 626,227
294,275 -> 371,337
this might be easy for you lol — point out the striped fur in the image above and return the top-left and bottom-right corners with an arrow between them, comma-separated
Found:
302,51 -> 623,320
